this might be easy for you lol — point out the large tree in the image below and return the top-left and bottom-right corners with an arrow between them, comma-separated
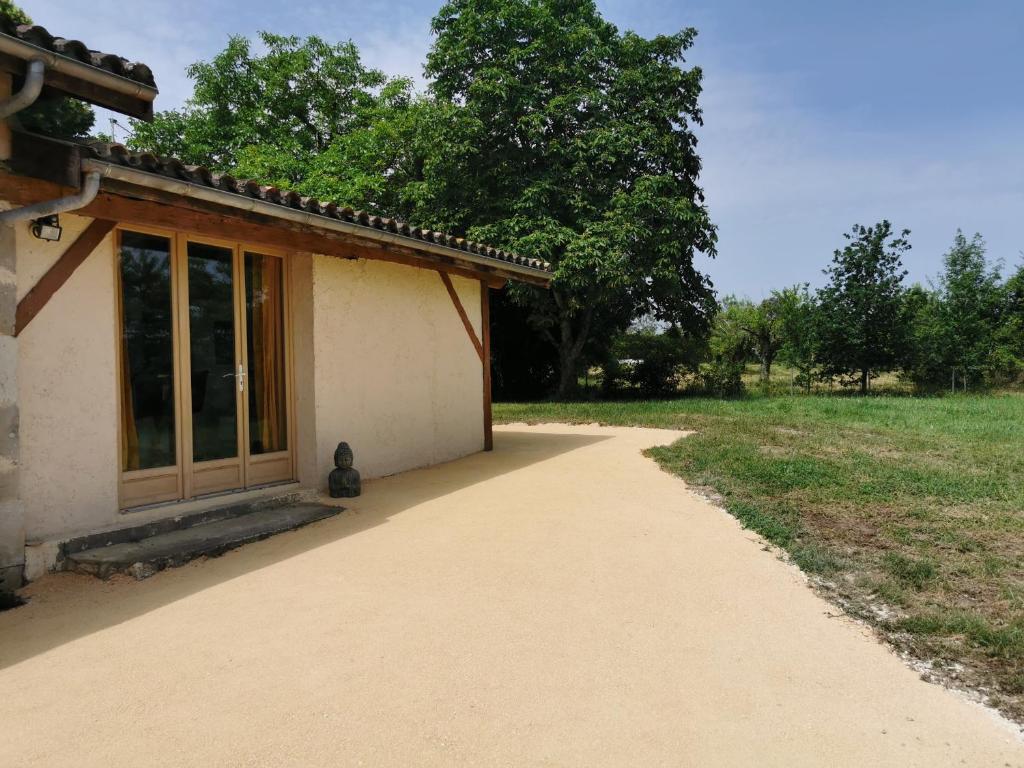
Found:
128,33 -> 489,232
129,6 -> 717,398
131,34 -> 393,186
816,221 -> 909,393
425,0 -> 717,397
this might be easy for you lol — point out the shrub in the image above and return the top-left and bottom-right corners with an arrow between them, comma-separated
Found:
699,359 -> 745,396
604,326 -> 699,397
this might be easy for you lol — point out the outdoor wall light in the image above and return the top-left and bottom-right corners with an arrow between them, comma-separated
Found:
30,214 -> 62,242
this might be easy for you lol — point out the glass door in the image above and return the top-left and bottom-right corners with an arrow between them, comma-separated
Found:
241,251 -> 292,487
182,239 -> 246,497
119,231 -> 293,507
118,229 -> 183,508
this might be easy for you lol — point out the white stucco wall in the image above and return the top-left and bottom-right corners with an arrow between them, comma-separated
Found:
310,255 -> 484,482
14,222 -> 485,545
289,252 -> 318,489
17,213 -> 120,541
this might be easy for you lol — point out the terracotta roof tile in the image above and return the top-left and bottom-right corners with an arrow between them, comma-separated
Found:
84,141 -> 551,273
0,21 -> 156,88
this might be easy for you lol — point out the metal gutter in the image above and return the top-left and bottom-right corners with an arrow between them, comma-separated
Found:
0,34 -> 157,101
0,57 -> 104,225
0,170 -> 101,224
0,57 -> 43,119
81,158 -> 553,282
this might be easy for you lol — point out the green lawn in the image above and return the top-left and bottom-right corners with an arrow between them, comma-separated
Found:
495,394 -> 1024,721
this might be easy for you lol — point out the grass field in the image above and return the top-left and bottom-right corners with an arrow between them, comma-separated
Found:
495,394 -> 1024,721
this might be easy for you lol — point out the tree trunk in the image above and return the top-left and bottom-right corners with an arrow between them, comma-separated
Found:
860,369 -> 869,395
760,353 -> 774,384
556,346 -> 582,399
552,294 -> 594,400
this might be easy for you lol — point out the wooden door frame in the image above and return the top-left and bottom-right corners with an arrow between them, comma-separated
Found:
237,245 -> 296,489
115,225 -> 298,510
178,233 -> 247,498
114,224 -> 185,508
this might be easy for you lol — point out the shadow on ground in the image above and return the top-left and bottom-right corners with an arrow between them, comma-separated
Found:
0,429 -> 609,669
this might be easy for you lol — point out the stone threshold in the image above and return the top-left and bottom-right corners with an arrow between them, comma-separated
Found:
22,485 -> 330,582
61,493 -> 342,580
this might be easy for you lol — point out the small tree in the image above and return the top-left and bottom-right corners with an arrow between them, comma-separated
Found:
737,296 -> 785,385
900,283 -> 946,388
775,284 -> 818,392
902,232 -> 1017,390
998,262 -> 1024,382
816,221 -> 909,393
700,298 -> 750,396
937,232 -> 1004,387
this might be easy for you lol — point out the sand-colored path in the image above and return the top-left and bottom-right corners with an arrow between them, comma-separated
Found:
1,425 -> 1021,767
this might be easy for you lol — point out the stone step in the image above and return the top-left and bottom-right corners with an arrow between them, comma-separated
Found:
65,503 -> 340,580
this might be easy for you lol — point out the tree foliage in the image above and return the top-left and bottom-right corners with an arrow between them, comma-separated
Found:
426,0 -> 717,397
1001,264 -> 1024,381
774,285 -> 818,391
0,0 -> 28,23
815,221 -> 910,393
699,298 -> 750,395
735,296 -> 786,384
127,4 -> 717,399
132,35 -> 390,191
903,233 -> 1022,389
602,324 -> 702,397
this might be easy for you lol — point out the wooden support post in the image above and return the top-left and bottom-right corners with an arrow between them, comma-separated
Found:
15,218 -> 116,336
436,270 -> 492,451
438,271 -> 483,361
481,282 -> 493,452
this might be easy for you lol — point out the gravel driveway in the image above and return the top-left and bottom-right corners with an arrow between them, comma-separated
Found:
1,424 -> 1020,766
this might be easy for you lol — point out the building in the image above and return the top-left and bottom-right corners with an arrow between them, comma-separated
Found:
0,22 -> 551,591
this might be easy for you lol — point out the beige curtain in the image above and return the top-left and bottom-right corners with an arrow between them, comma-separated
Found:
250,255 -> 285,452
120,328 -> 140,471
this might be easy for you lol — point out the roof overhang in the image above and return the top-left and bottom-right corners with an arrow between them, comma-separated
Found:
81,157 -> 553,285
2,132 -> 552,288
0,33 -> 157,120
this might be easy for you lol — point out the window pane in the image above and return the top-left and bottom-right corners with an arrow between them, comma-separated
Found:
120,231 -> 175,471
187,242 -> 238,462
245,253 -> 287,454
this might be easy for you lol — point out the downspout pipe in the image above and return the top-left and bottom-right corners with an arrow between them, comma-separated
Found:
0,170 -> 101,224
0,58 -> 102,224
0,57 -> 44,119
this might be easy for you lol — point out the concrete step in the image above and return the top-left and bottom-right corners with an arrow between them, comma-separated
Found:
65,503 -> 340,580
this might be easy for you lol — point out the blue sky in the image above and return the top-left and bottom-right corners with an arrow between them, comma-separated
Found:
27,0 -> 1024,298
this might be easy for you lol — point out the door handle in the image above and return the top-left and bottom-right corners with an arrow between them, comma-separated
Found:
222,364 -> 247,391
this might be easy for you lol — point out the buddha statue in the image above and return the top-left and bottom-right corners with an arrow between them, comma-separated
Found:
328,442 -> 361,498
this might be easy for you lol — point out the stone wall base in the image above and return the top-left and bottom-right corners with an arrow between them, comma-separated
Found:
0,562 -> 22,594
